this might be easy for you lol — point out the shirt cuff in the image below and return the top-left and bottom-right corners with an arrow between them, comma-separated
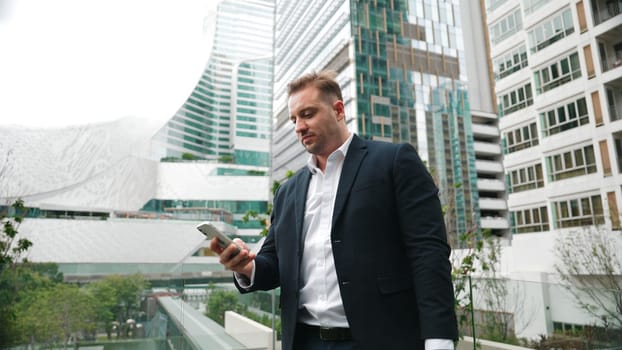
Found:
233,261 -> 256,289
425,338 -> 454,350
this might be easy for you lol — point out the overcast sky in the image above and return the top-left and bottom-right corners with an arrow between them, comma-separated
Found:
0,0 -> 216,128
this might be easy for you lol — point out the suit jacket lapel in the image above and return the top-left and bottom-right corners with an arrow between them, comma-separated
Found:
332,135 -> 367,232
295,168 -> 312,256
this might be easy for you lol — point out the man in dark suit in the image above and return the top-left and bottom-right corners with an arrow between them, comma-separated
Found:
211,71 -> 458,350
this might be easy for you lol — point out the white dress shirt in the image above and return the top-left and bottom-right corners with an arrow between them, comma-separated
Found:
297,133 -> 354,327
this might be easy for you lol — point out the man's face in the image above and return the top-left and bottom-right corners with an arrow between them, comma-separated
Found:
288,86 -> 345,158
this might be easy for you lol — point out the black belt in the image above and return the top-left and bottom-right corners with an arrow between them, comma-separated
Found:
298,323 -> 352,341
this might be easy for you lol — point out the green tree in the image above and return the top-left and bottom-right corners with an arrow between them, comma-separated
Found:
243,170 -> 294,236
451,227 -> 487,342
21,262 -> 64,283
86,277 -> 118,339
0,199 -> 33,348
16,284 -> 97,349
1,199 -> 31,272
219,154 -> 234,163
88,274 -> 150,338
205,289 -> 247,326
555,227 -> 622,333
473,235 -> 532,344
1,264 -> 63,347
181,152 -> 197,161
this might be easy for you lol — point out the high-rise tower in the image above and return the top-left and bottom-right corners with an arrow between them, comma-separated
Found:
156,0 -> 274,167
486,0 -> 622,235
271,0 -> 495,242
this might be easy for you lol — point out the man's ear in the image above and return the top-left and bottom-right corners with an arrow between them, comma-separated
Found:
333,100 -> 345,121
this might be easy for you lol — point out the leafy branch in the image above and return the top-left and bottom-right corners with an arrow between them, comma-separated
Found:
1,199 -> 32,273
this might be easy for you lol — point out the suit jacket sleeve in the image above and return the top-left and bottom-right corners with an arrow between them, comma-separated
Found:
394,143 -> 458,340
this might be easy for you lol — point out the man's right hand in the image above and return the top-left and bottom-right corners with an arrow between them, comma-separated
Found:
209,237 -> 255,279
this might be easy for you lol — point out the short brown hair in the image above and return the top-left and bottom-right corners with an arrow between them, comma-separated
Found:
287,70 -> 343,102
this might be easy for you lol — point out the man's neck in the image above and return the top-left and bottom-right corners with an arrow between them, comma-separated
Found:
313,132 -> 352,172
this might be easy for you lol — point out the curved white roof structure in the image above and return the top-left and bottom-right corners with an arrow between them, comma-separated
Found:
0,117 -> 162,211
19,218 -> 205,264
1,116 -> 269,281
0,116 -> 269,212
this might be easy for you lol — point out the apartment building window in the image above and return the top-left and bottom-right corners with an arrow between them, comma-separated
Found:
493,45 -> 528,80
507,163 -> 544,193
615,134 -> 622,173
553,194 -> 604,228
523,0 -> 552,15
490,8 -> 522,45
499,83 -> 534,116
546,144 -> 596,181
591,0 -> 622,25
487,0 -> 510,11
511,206 -> 549,233
540,96 -> 589,136
528,8 -> 574,53
553,322 -> 586,335
606,87 -> 622,122
504,122 -> 539,153
534,52 -> 581,94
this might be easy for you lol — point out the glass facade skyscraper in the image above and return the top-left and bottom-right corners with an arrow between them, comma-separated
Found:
156,0 -> 274,167
146,0 -> 275,230
272,0 -> 481,241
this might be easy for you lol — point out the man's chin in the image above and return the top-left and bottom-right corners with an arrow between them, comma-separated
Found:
302,143 -> 316,154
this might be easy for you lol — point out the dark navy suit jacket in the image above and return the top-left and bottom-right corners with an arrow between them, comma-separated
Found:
236,135 -> 458,350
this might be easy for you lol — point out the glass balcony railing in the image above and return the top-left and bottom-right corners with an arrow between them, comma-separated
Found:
2,205 -> 620,349
4,257 -> 621,349
453,277 -> 622,349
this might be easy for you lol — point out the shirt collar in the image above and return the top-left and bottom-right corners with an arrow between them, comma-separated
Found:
306,133 -> 354,174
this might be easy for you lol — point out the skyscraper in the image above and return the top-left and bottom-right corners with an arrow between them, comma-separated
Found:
271,0 -> 499,241
156,0 -> 274,167
486,0 -> 622,235
461,0 -> 509,236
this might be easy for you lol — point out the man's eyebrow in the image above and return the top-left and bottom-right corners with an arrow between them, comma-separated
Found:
291,106 -> 312,116
299,107 -> 317,114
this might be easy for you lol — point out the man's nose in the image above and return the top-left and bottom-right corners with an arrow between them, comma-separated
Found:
294,118 -> 307,133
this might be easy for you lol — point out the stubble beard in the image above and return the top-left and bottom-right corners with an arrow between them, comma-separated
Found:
301,136 -> 322,155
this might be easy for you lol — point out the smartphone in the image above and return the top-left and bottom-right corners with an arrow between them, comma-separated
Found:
196,222 -> 240,256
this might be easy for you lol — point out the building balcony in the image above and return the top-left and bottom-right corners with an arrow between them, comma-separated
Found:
472,124 -> 500,138
480,216 -> 510,229
479,198 -> 508,210
477,178 -> 506,192
476,160 -> 504,174
591,0 -> 622,26
596,24 -> 622,73
474,141 -> 502,155
605,79 -> 622,122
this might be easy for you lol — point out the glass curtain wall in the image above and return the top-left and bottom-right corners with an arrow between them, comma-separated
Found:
158,0 -> 274,165
349,0 -> 479,240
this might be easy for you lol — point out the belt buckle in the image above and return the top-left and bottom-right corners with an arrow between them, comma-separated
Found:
319,327 -> 334,341
319,326 -> 350,341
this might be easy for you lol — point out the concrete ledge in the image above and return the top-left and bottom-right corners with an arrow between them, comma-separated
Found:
458,336 -> 533,350
225,311 -> 277,350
